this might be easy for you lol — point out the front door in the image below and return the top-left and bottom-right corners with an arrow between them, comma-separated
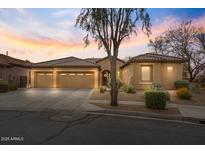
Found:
102,70 -> 110,86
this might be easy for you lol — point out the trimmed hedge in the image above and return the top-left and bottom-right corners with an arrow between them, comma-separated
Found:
174,80 -> 190,89
144,90 -> 167,109
0,80 -> 9,93
176,87 -> 192,100
9,82 -> 17,91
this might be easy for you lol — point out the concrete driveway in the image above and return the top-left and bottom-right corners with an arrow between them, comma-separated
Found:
0,89 -> 101,112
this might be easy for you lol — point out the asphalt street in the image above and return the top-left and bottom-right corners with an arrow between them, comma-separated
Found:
0,110 -> 205,145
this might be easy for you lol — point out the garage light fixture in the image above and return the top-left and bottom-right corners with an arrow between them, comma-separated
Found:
38,73 -> 45,76
46,73 -> 52,76
85,73 -> 92,76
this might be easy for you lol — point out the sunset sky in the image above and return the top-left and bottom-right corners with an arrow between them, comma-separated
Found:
0,8 -> 205,62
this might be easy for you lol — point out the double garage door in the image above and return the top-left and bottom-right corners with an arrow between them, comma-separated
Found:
35,72 -> 94,88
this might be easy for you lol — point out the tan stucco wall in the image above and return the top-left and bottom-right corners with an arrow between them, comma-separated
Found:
161,63 -> 183,89
97,58 -> 124,85
31,67 -> 99,88
121,62 -> 183,90
0,66 -> 30,87
121,63 -> 135,85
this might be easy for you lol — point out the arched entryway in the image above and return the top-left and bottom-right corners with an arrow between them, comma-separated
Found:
102,70 -> 110,86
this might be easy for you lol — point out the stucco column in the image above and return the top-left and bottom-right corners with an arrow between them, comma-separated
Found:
94,69 -> 99,88
31,71 -> 35,88
53,70 -> 57,88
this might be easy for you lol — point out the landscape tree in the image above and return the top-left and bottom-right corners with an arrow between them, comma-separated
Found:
148,21 -> 205,82
76,8 -> 151,106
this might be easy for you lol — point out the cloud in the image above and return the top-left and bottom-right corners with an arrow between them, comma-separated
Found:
56,20 -> 75,29
0,9 -> 205,62
51,9 -> 79,18
15,8 -> 27,16
0,26 -> 87,51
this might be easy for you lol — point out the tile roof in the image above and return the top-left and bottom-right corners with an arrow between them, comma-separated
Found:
85,58 -> 102,63
121,53 -> 185,68
85,56 -> 125,64
0,54 -> 31,67
32,56 -> 100,68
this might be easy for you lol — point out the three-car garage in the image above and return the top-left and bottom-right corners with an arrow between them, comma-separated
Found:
31,57 -> 100,89
33,70 -> 97,88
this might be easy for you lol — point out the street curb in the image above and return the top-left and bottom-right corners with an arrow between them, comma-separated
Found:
87,109 -> 205,124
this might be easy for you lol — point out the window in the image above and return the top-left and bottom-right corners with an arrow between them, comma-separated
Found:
167,66 -> 173,72
77,73 -> 84,76
69,73 -> 75,76
85,73 -> 92,76
141,66 -> 152,81
60,73 -> 67,76
46,73 -> 52,76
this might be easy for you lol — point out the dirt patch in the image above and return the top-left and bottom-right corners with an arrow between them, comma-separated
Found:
89,89 -> 205,106
89,89 -> 144,102
91,103 -> 180,115
169,90 -> 205,106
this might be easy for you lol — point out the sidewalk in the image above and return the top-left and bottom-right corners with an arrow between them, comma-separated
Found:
88,100 -> 205,123
177,104 -> 205,120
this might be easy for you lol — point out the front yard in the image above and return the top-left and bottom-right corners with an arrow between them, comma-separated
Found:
89,89 -> 205,106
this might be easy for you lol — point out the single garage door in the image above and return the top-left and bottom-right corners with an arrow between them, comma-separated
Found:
57,72 -> 94,88
35,72 -> 53,88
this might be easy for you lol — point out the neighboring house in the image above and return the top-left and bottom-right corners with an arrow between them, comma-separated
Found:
0,54 -> 31,88
0,52 -> 185,89
30,56 -> 124,88
121,53 -> 185,89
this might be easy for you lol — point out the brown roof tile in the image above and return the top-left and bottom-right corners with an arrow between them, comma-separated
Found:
0,54 -> 31,67
33,56 -> 100,68
121,53 -> 185,69
85,56 -> 125,64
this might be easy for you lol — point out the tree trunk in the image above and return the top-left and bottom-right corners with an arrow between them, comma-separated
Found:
189,77 -> 194,82
189,72 -> 194,82
110,56 -> 118,106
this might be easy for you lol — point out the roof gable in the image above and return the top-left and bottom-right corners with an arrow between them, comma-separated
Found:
86,56 -> 125,64
121,53 -> 185,69
33,56 -> 99,68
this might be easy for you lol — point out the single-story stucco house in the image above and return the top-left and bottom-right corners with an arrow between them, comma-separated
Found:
0,54 -> 31,88
0,52 -> 185,89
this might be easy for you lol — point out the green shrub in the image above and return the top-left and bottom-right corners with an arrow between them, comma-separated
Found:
176,87 -> 192,100
8,81 -> 17,91
107,77 -> 124,89
175,80 -> 190,89
122,84 -> 136,93
0,80 -> 9,93
144,90 -> 167,109
99,86 -> 106,93
150,83 -> 162,91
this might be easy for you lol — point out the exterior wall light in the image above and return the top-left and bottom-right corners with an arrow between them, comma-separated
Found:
167,66 -> 173,72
